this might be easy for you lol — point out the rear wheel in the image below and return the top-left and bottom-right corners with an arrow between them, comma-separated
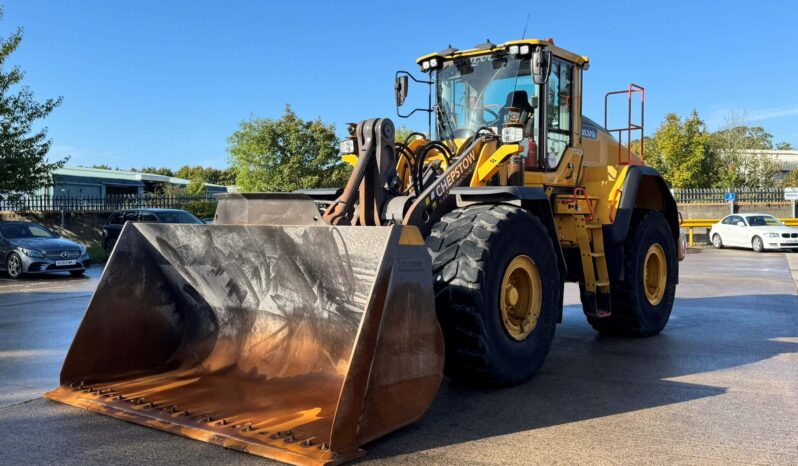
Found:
712,234 -> 723,249
6,252 -> 23,279
585,211 -> 676,336
426,204 -> 561,386
752,236 -> 764,253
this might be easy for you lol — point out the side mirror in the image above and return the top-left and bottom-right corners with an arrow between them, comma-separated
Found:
532,48 -> 551,85
395,75 -> 408,107
736,221 -> 745,227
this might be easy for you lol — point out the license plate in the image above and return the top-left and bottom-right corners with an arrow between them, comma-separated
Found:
56,259 -> 76,266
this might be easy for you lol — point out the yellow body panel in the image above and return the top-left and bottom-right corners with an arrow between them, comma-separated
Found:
471,143 -> 522,186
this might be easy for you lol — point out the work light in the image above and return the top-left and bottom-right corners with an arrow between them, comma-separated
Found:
339,139 -> 355,155
501,126 -> 524,144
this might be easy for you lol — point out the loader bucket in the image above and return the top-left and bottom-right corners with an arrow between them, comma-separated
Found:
45,220 -> 444,465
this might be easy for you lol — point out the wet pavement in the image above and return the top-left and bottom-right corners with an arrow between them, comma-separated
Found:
0,249 -> 796,465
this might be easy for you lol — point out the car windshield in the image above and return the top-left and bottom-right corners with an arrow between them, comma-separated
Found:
157,211 -> 202,224
437,52 -> 537,138
746,215 -> 782,226
0,223 -> 57,239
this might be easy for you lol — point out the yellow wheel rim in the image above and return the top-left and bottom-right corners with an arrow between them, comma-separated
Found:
643,243 -> 667,306
500,255 -> 542,341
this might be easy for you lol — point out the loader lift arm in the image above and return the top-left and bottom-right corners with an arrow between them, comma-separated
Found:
324,118 -> 504,235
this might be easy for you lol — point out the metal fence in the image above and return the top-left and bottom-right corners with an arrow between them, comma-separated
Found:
672,188 -> 786,204
0,194 -> 217,212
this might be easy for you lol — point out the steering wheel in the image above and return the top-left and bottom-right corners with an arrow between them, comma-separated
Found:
467,106 -> 500,126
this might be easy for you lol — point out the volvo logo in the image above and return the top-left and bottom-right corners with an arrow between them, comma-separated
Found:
60,251 -> 69,259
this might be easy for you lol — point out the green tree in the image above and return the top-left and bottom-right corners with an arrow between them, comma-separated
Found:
185,175 -> 206,196
174,165 -> 235,185
781,169 -> 798,188
228,105 -> 350,192
709,113 -> 781,189
395,126 -> 425,144
0,10 -> 65,198
139,166 -> 175,176
158,182 -> 184,197
645,111 -> 718,188
775,142 -> 794,150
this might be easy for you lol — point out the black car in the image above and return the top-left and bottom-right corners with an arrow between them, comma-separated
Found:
0,221 -> 91,278
102,208 -> 203,253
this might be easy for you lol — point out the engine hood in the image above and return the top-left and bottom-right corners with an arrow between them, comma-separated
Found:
9,237 -> 82,251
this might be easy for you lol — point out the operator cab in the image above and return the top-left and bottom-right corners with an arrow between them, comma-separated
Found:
399,39 -> 589,173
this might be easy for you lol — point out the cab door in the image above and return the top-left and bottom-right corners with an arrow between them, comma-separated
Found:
544,56 -> 579,187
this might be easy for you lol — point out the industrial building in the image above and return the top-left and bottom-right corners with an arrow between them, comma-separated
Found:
41,167 -> 229,197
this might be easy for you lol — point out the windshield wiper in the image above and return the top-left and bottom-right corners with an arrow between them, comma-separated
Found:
435,101 -> 457,152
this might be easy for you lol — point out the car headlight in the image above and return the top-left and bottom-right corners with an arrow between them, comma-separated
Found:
20,248 -> 45,258
764,232 -> 779,238
79,244 -> 87,255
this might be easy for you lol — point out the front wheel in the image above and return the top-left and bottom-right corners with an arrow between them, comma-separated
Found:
712,234 -> 723,249
427,204 -> 562,387
752,236 -> 764,253
6,252 -> 23,279
586,211 -> 677,336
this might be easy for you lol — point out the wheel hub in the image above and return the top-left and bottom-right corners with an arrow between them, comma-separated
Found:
500,255 -> 542,341
643,243 -> 667,306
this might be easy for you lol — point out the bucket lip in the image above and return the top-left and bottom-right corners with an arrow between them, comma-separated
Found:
215,192 -> 314,201
44,385 -> 365,466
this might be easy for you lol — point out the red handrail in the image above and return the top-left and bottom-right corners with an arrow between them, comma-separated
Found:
604,84 -> 645,166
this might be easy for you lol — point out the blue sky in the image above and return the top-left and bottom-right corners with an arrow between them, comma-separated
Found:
4,0 -> 798,169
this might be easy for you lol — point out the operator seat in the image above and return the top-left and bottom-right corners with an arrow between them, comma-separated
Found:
499,90 -> 535,136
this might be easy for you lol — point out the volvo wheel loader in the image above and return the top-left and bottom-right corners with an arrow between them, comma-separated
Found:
46,38 -> 683,465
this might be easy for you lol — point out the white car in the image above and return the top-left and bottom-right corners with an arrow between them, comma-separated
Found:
710,213 -> 798,252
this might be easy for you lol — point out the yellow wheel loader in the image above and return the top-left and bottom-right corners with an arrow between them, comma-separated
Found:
46,38 -> 683,465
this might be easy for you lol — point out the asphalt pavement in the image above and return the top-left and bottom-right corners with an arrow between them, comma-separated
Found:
0,249 -> 796,465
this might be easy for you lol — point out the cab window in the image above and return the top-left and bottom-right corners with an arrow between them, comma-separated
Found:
546,58 -> 573,168
123,212 -> 138,223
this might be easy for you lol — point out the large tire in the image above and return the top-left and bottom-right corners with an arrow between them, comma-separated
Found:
586,211 -> 676,336
426,204 -> 562,386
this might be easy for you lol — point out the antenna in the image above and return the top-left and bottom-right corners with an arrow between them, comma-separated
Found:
510,13 -> 532,106
521,13 -> 530,39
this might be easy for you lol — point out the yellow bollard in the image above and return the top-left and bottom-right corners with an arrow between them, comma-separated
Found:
689,227 -> 694,247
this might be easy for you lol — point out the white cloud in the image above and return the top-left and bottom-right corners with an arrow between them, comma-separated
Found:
748,105 -> 798,122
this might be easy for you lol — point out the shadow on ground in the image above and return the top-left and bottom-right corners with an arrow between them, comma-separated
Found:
362,293 -> 798,460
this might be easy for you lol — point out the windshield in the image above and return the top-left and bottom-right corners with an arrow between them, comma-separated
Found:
746,215 -> 782,226
437,53 -> 538,140
0,223 -> 57,239
157,211 -> 203,224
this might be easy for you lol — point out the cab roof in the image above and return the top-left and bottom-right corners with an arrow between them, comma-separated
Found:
416,38 -> 589,67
